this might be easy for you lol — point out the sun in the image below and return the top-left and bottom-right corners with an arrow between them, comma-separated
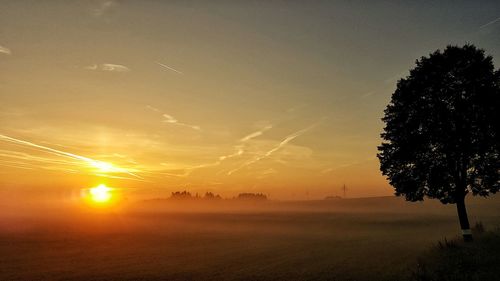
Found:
92,161 -> 115,173
89,184 -> 112,203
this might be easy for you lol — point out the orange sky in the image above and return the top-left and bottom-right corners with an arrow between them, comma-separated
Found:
1,1 -> 499,200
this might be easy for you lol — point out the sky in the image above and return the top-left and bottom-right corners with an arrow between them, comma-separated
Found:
1,0 -> 500,200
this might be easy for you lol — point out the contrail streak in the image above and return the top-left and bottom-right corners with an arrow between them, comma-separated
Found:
227,122 -> 321,175
95,173 -> 150,182
86,63 -> 130,72
479,16 -> 500,29
240,125 -> 273,142
145,105 -> 201,131
0,134 -> 142,179
1,134 -> 96,162
0,45 -> 11,55
321,157 -> 377,174
156,62 -> 184,75
0,163 -> 34,170
162,113 -> 201,131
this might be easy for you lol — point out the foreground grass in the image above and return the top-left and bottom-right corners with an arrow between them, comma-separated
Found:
409,226 -> 500,281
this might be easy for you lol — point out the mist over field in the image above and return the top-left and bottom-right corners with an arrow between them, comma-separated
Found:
2,196 -> 500,281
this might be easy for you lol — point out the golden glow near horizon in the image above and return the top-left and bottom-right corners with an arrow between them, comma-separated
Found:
89,184 -> 112,203
91,161 -> 114,173
6,1 -> 493,199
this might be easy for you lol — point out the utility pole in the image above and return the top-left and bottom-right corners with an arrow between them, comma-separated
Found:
342,184 -> 347,198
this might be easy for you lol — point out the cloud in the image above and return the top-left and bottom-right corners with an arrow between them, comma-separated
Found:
384,71 -> 408,84
240,125 -> 273,142
261,124 -> 317,158
227,122 -> 320,175
0,134 -> 142,179
479,16 -> 500,29
93,0 -> 117,17
321,157 -> 377,174
158,124 -> 275,178
0,149 -> 82,167
0,45 -> 11,55
145,105 -> 201,131
156,62 -> 184,75
217,146 -> 244,162
101,63 -> 130,72
162,114 -> 201,131
157,160 -> 222,178
215,124 -> 274,168
86,63 -> 130,72
255,168 -> 277,179
361,91 -> 376,98
145,105 -> 161,112
0,157 -> 37,170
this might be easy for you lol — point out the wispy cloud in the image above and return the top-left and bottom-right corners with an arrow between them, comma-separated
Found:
156,62 -> 184,75
361,91 -> 376,98
86,63 -> 130,72
255,168 -> 277,179
215,125 -> 274,169
384,71 -> 407,84
145,105 -> 161,112
146,105 -> 201,131
162,114 -> 201,131
479,16 -> 500,29
227,122 -> 320,175
0,150 -> 82,167
240,125 -> 273,142
321,156 -> 377,174
158,124 -> 275,178
93,0 -> 117,17
157,161 -> 223,178
0,45 -> 11,55
218,146 -> 244,161
0,158 -> 39,170
0,134 -> 142,179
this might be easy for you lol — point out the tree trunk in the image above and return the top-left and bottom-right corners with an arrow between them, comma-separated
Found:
456,196 -> 473,242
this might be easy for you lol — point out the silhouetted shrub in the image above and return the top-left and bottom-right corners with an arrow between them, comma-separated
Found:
473,221 -> 485,234
204,192 -> 222,200
170,191 -> 193,200
409,230 -> 500,281
236,193 -> 268,201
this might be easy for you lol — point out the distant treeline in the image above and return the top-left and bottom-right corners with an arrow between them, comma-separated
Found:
169,191 -> 268,201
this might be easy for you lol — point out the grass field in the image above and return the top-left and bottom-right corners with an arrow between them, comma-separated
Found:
409,226 -> 500,281
1,196 -> 500,281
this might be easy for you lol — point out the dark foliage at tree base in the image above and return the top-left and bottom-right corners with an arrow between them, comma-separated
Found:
409,229 -> 500,281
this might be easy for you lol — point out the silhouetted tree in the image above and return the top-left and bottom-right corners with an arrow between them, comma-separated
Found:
378,45 -> 500,242
237,193 -> 268,201
170,191 -> 193,200
204,192 -> 222,200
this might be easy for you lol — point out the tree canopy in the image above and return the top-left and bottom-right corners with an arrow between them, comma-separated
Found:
378,44 -> 500,204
